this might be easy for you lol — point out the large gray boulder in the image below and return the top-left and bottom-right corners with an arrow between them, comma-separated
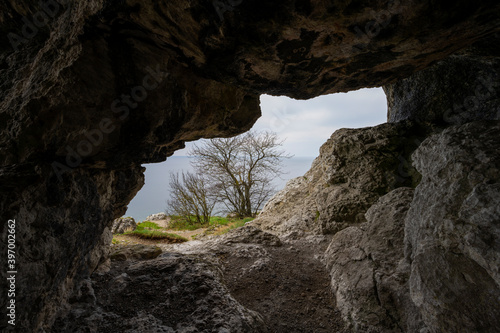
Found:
52,253 -> 266,333
112,217 -> 137,234
146,212 -> 168,221
405,121 -> 500,332
325,187 -> 425,332
252,122 -> 425,236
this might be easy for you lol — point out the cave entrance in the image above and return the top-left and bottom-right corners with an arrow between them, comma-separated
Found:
124,88 -> 387,223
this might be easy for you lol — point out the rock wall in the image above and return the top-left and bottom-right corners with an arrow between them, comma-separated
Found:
1,165 -> 142,331
405,121 -> 500,332
1,0 -> 500,331
384,39 -> 500,125
257,48 -> 500,331
252,122 -> 427,236
325,188 -> 424,332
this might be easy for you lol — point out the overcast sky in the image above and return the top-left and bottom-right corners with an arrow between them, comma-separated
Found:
175,87 -> 388,157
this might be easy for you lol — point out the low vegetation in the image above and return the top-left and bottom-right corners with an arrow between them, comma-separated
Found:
117,221 -> 188,243
211,218 -> 249,236
169,215 -> 254,231
113,216 -> 253,244
126,229 -> 188,242
136,221 -> 162,230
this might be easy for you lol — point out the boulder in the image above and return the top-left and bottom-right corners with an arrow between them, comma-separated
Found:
112,217 -> 137,234
405,121 -> 500,332
325,187 -> 425,332
110,244 -> 162,261
146,213 -> 168,221
52,253 -> 266,332
252,122 -> 426,236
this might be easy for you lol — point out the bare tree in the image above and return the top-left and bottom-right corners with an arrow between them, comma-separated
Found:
190,130 -> 291,217
165,171 -> 217,225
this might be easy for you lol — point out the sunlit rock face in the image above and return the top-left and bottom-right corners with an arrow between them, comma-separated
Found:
252,121 -> 427,236
1,0 -> 500,331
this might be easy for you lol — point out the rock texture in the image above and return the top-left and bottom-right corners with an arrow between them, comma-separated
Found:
146,213 -> 168,221
112,216 -> 137,234
89,0 -> 500,98
54,226 -> 348,333
0,166 -> 143,332
1,0 -> 500,332
252,122 -> 426,236
405,121 -> 500,332
52,253 -> 266,333
110,244 -> 162,261
325,188 -> 424,332
384,40 -> 500,125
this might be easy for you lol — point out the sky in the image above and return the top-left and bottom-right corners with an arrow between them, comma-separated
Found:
174,87 -> 388,157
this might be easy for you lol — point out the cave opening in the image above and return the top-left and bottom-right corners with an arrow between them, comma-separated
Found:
125,88 -> 387,222
3,1 -> 499,331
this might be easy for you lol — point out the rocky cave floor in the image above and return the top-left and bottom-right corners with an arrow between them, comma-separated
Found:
54,227 -> 350,333
220,236 -> 348,333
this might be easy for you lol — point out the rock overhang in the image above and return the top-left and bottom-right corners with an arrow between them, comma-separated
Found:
1,1 -> 500,332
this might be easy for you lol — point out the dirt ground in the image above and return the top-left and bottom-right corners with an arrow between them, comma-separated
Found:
219,236 -> 351,333
107,227 -> 351,332
149,218 -> 206,239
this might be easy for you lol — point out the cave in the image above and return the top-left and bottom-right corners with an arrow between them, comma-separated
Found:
1,1 -> 500,332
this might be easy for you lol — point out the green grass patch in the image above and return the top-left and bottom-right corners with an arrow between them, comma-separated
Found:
212,218 -> 252,236
168,216 -> 206,230
168,215 -> 254,231
126,229 -> 187,242
136,221 -> 162,230
210,216 -> 229,225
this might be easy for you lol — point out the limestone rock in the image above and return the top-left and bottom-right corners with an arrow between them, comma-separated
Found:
325,187 -> 425,332
405,121 -> 500,332
52,253 -> 266,333
110,244 -> 162,261
112,217 -> 137,234
1,0 -> 500,331
221,225 -> 282,247
384,42 -> 500,126
90,226 -> 113,275
252,122 -> 426,236
146,213 -> 168,221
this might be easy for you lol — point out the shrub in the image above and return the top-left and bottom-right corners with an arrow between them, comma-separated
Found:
126,229 -> 187,242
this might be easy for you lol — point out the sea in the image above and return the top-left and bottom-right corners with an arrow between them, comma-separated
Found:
125,156 -> 315,222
